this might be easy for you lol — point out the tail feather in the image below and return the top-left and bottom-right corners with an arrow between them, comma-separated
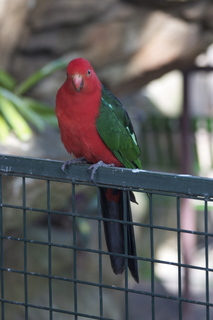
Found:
99,188 -> 139,282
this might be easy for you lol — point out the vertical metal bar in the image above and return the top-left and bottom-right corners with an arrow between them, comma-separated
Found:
47,180 -> 53,320
97,189 -> 103,318
22,177 -> 28,319
181,70 -> 192,175
72,183 -> 78,319
177,197 -> 182,320
149,193 -> 155,320
204,199 -> 209,320
123,190 -> 129,320
0,175 -> 4,320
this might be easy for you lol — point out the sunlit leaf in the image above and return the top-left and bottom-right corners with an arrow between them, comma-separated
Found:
0,87 -> 45,131
0,57 -> 67,141
0,96 -> 32,141
0,114 -> 10,140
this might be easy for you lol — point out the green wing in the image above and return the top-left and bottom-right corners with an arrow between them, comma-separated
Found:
96,85 -> 142,169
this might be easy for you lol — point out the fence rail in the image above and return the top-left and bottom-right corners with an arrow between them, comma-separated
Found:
0,154 -> 213,320
1,155 -> 213,197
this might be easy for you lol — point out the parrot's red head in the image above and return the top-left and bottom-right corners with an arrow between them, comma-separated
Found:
66,58 -> 100,94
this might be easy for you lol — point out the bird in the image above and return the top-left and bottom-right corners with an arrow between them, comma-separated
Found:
55,57 -> 142,282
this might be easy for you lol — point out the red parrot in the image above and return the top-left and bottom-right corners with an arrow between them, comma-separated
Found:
56,58 -> 142,282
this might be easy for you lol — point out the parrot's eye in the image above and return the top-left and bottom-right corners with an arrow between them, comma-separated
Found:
87,69 -> 91,75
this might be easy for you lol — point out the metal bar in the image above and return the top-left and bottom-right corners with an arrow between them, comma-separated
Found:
1,247 -> 212,273
71,183 -> 78,320
123,191 -> 129,320
149,193 -> 155,320
1,218 -> 213,241
1,270 -> 213,307
204,200 -> 209,320
1,155 -> 213,198
97,189 -> 103,318
181,70 -> 192,175
187,66 -> 213,72
22,177 -> 28,320
177,197 -> 182,320
0,297 -> 113,320
0,175 -> 4,320
47,180 -> 53,320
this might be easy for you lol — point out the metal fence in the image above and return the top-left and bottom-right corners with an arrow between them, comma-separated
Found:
0,154 -> 213,320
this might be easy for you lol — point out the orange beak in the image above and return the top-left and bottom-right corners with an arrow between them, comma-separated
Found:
72,74 -> 84,92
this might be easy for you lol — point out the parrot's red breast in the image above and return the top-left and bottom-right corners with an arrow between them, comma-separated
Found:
56,58 -> 121,166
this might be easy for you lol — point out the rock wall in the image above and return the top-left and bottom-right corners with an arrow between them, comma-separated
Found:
1,0 -> 213,95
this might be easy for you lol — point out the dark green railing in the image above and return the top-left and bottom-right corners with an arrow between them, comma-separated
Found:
0,154 -> 213,320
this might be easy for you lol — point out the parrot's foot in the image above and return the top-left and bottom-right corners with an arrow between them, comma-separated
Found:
62,157 -> 89,173
88,161 -> 115,182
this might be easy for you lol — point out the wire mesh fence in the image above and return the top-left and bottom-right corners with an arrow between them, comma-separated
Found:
0,154 -> 213,320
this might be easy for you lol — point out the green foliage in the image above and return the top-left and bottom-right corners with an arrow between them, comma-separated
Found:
0,58 -> 68,141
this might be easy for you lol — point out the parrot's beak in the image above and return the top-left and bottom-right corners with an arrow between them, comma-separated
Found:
72,74 -> 84,92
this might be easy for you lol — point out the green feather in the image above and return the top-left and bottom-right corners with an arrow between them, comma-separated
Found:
96,85 -> 142,169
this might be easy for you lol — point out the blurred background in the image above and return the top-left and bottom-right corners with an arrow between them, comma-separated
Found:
1,0 -> 213,319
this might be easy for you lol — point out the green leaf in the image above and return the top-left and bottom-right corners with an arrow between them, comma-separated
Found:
0,114 -> 10,140
15,57 -> 69,95
0,87 -> 45,131
0,70 -> 16,90
0,57 -> 67,141
0,96 -> 32,141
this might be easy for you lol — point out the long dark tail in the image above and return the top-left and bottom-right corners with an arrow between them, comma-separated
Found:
99,188 -> 139,283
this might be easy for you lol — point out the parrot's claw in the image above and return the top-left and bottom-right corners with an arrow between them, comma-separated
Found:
61,157 -> 89,173
88,161 -> 115,182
